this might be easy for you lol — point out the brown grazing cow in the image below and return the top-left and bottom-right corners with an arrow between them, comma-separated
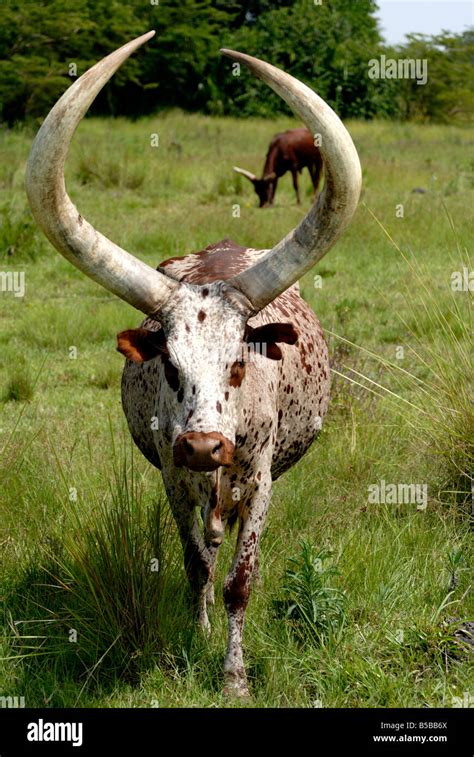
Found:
234,127 -> 323,207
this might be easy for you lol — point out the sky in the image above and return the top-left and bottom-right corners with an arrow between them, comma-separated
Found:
375,0 -> 473,44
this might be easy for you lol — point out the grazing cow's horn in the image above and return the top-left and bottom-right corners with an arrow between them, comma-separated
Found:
220,50 -> 362,313
26,31 -> 178,317
233,166 -> 257,182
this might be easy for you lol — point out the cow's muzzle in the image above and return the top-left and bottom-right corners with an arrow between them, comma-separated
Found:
173,432 -> 235,472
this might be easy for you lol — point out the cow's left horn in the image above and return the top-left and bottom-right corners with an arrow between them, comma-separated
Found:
233,166 -> 257,182
26,31 -> 178,317
220,50 -> 362,313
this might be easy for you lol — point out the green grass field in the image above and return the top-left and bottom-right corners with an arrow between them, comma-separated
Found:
0,112 -> 472,707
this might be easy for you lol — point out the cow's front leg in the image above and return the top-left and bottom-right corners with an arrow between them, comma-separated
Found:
202,474 -> 224,609
172,504 -> 213,635
223,487 -> 270,698
291,168 -> 301,204
267,177 -> 278,205
205,543 -> 220,608
309,161 -> 321,195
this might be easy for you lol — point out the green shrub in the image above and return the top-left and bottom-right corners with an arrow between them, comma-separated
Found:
275,542 -> 346,642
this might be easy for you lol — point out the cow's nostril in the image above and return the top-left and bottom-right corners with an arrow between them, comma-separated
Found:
184,440 -> 194,456
212,443 -> 222,455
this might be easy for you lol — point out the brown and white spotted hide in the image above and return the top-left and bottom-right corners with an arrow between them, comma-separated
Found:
119,238 -> 330,697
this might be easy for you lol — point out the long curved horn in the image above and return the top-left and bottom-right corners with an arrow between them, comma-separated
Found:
221,50 -> 361,313
26,31 -> 178,317
233,166 -> 257,182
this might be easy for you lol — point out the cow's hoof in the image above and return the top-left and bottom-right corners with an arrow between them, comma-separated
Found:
223,674 -> 250,700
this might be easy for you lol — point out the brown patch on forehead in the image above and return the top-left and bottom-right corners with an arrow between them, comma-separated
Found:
198,309 -> 206,322
158,239 -> 250,284
229,360 -> 246,388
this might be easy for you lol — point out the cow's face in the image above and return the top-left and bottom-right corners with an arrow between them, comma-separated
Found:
253,177 -> 275,208
117,280 -> 297,472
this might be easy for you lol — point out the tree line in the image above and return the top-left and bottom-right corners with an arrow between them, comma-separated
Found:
0,0 -> 472,125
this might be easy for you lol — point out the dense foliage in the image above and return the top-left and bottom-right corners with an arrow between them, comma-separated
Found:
0,0 -> 472,124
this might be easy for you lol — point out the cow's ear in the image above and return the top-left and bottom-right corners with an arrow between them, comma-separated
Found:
116,328 -> 167,363
245,322 -> 298,361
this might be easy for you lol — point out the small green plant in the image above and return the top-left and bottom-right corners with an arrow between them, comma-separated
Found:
446,548 -> 465,591
2,371 -> 34,402
275,542 -> 346,642
0,204 -> 40,261
389,621 -> 461,669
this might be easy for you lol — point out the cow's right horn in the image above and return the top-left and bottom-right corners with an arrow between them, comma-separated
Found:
221,50 -> 362,314
26,31 -> 178,317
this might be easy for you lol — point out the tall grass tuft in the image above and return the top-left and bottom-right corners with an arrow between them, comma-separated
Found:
3,453 -> 186,698
331,208 -> 473,518
76,151 -> 146,191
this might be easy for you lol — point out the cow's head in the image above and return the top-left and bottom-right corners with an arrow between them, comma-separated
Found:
233,167 -> 277,208
116,281 -> 297,471
25,33 -> 361,472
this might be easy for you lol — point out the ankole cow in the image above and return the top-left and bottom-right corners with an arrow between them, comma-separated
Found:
26,31 -> 361,697
234,127 -> 323,207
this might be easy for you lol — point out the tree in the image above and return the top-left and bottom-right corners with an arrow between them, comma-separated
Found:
0,0 -> 236,123
0,0 -> 471,124
0,0 -> 143,123
392,32 -> 474,122
215,0 -> 389,119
